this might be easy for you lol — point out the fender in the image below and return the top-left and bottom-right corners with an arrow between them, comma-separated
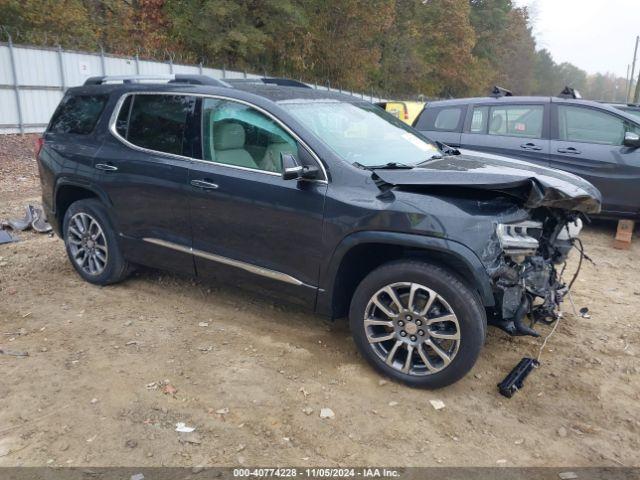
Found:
316,230 -> 495,317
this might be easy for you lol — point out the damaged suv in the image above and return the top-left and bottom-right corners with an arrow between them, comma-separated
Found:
37,75 -> 601,388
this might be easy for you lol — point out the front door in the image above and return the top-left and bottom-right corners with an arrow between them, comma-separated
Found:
549,104 -> 640,216
94,93 -> 196,274
188,98 -> 327,305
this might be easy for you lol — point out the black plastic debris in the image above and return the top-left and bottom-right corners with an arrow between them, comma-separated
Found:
498,357 -> 539,398
579,307 -> 591,319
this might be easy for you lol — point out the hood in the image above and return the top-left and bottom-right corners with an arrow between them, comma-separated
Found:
374,149 -> 602,213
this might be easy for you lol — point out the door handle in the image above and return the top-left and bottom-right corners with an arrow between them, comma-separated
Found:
557,147 -> 581,154
95,163 -> 118,171
190,179 -> 219,190
520,143 -> 542,151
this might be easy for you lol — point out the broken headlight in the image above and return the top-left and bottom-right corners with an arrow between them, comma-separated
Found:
496,220 -> 543,257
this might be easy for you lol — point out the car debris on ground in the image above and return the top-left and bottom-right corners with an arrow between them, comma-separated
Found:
0,229 -> 19,245
0,348 -> 29,357
175,422 -> 195,433
319,407 -> 335,419
1,204 -> 52,234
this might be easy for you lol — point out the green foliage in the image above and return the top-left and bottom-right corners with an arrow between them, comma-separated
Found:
0,0 -> 628,100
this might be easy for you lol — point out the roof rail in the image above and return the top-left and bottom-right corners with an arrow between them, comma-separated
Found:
83,74 -> 230,87
226,77 -> 312,89
490,86 -> 513,98
559,86 -> 581,99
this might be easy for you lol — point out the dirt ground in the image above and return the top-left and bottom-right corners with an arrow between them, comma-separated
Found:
1,134 -> 639,468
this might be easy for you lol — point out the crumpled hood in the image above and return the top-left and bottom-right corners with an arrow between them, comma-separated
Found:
374,149 -> 602,213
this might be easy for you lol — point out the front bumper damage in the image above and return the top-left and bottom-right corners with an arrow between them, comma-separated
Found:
491,256 -> 566,336
486,213 -> 582,337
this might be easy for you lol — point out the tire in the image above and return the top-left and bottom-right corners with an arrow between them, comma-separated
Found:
349,260 -> 486,389
62,198 -> 130,285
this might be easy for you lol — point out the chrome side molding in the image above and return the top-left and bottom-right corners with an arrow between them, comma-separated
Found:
142,237 -> 312,288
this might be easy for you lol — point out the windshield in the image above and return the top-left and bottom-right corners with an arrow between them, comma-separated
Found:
280,101 -> 440,166
622,108 -> 640,121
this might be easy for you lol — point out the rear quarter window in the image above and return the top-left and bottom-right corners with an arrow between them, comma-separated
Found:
415,106 -> 464,132
48,94 -> 108,134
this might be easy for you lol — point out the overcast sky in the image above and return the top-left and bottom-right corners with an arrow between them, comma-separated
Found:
513,0 -> 640,79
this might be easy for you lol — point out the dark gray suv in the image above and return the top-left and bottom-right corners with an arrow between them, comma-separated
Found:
38,75 -> 600,388
414,93 -> 640,219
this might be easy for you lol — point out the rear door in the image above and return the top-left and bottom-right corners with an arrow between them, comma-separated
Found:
414,104 -> 466,146
94,93 -> 196,274
549,103 -> 640,216
460,102 -> 550,166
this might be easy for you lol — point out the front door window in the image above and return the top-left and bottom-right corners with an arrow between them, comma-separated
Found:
201,99 -> 298,173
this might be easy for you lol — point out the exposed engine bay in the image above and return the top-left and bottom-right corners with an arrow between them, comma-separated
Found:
487,210 -> 586,337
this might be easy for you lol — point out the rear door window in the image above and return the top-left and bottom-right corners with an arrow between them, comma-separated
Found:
488,105 -> 543,138
48,94 -> 108,134
119,94 -> 195,156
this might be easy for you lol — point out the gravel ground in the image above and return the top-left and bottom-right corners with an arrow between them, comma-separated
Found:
1,134 -> 639,467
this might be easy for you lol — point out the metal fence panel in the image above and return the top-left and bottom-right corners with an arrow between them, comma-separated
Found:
102,55 -> 137,77
12,46 -> 61,87
1,41 -> 383,134
0,89 -> 19,133
20,88 -> 62,125
0,46 -> 11,84
61,51 -> 104,86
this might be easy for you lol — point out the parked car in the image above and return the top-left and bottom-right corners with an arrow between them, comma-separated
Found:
413,89 -> 640,219
377,101 -> 425,125
608,102 -> 640,121
37,74 -> 600,388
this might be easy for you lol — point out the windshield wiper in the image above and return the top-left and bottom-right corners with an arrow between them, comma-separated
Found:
359,162 -> 414,170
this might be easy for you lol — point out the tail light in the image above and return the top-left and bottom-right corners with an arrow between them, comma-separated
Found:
403,107 -> 409,120
35,137 -> 44,159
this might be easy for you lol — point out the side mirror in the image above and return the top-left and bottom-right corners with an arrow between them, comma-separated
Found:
281,153 -> 320,180
624,131 -> 640,148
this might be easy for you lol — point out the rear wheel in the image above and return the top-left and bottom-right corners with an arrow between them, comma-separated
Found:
63,199 -> 130,285
349,260 -> 486,388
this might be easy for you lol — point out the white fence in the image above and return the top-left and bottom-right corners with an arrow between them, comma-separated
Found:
0,41 -> 383,135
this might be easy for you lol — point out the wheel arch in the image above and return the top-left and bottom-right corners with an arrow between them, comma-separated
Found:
54,180 -> 111,236
316,231 -> 495,319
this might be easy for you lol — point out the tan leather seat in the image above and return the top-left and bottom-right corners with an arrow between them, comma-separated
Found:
213,122 -> 258,169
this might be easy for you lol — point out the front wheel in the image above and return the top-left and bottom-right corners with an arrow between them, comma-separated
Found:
349,260 -> 486,388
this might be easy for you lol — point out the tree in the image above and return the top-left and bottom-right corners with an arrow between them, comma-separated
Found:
0,0 -> 98,48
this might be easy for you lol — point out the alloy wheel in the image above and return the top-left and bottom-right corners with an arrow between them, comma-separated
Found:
67,212 -> 108,276
364,282 -> 461,376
